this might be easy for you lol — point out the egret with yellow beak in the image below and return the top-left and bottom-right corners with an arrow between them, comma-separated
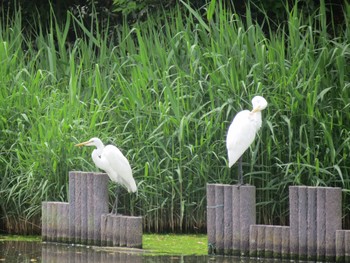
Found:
226,96 -> 268,184
75,137 -> 137,214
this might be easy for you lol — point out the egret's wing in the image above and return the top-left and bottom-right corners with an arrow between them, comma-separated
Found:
226,110 -> 257,167
103,145 -> 137,192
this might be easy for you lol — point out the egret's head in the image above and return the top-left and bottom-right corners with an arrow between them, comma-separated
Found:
251,96 -> 268,113
75,137 -> 102,147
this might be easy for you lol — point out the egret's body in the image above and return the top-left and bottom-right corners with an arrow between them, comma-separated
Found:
75,137 -> 137,213
226,96 -> 268,184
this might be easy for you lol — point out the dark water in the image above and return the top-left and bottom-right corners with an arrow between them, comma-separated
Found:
0,241 -> 305,263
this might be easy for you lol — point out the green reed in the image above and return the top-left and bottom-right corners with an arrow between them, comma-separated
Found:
0,1 -> 349,234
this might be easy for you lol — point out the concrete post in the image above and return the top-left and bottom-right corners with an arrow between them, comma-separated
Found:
41,202 -> 49,242
127,216 -> 143,248
93,173 -> 109,245
239,185 -> 256,256
223,185 -> 233,255
215,184 -> 225,254
325,187 -> 342,261
68,171 -> 76,243
87,173 -> 94,245
289,186 -> 299,259
80,172 -> 88,245
307,187 -> 317,260
119,216 -> 127,247
316,187 -> 326,261
249,225 -> 258,257
206,184 -> 216,254
281,226 -> 290,260
113,215 -> 121,247
74,171 -> 82,244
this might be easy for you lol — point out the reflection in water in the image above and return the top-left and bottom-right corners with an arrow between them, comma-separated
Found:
1,241 -> 297,263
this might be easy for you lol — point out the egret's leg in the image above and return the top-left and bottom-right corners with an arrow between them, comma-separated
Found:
238,156 -> 243,185
111,185 -> 120,215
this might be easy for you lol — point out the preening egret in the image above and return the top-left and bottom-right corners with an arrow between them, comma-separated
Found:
75,137 -> 137,214
226,96 -> 268,184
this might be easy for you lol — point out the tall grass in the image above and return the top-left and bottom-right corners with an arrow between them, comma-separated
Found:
0,1 -> 349,234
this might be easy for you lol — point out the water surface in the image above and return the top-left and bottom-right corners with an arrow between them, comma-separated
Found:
0,240 -> 304,262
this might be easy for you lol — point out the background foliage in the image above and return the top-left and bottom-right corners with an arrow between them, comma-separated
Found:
0,0 -> 350,234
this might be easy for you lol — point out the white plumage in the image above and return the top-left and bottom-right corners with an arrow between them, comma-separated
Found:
226,96 -> 268,178
75,137 -> 137,193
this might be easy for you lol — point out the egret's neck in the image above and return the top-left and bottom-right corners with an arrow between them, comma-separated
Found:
91,142 -> 107,170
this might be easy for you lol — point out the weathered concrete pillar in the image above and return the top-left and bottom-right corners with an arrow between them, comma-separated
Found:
113,215 -> 121,247
80,172 -> 88,245
307,187 -> 317,260
215,184 -> 225,254
41,202 -> 49,242
101,214 -> 108,247
290,186 -> 342,261
206,184 -> 216,254
256,225 -> 265,258
68,171 -> 76,243
119,216 -> 127,247
336,230 -> 345,262
93,173 -> 109,245
74,172 -> 82,244
325,187 -> 342,261
223,185 -> 233,255
87,173 -> 94,245
249,224 -> 258,258
281,226 -> 290,260
265,225 -> 274,258
106,215 -> 114,247
232,185 -> 241,255
127,216 -> 143,248
57,202 -> 69,243
239,185 -> 256,256
47,202 -> 58,242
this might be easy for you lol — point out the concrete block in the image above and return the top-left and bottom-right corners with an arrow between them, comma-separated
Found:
249,225 -> 258,258
112,215 -> 121,247
106,214 -> 114,247
345,231 -> 350,262
272,226 -> 282,258
232,185 -> 241,255
281,226 -> 290,260
119,216 -> 127,247
325,187 -> 342,260
206,184 -> 216,254
127,216 -> 143,248
87,173 -> 94,245
215,184 -> 225,254
298,186 -> 308,260
101,214 -> 108,247
68,171 -> 76,243
265,225 -> 274,258
239,185 -> 256,256
74,171 -> 82,244
307,187 -> 317,260
256,225 -> 265,258
289,186 -> 299,259
57,202 -> 69,243
47,202 -> 58,242
93,173 -> 109,245
41,202 -> 49,242
316,187 -> 326,261
336,230 -> 345,262
80,172 -> 88,245
223,185 -> 233,255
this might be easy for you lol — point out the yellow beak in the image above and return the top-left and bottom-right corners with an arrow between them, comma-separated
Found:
75,141 -> 90,147
251,106 -> 260,113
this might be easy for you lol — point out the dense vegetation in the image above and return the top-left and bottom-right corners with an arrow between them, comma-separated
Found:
1,1 -> 350,234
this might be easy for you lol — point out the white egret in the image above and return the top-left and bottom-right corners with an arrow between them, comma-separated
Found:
226,96 -> 268,184
75,137 -> 137,214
